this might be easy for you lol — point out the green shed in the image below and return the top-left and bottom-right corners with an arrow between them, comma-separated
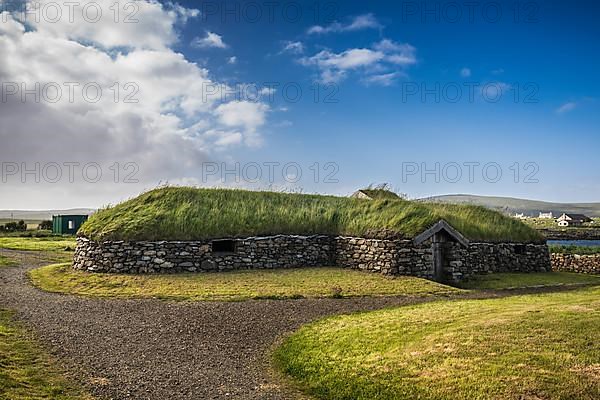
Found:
52,215 -> 88,235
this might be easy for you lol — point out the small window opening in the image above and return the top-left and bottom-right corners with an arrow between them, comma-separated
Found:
68,220 -> 74,230
514,244 -> 526,255
212,239 -> 236,253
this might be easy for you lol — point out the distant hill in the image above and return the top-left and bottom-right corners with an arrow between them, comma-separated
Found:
0,209 -> 95,222
420,195 -> 600,218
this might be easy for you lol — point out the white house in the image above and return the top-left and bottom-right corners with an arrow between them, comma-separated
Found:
538,212 -> 554,219
556,213 -> 592,227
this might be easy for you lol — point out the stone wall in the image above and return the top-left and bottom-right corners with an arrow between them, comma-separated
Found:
74,236 -> 551,282
539,228 -> 600,240
445,243 -> 551,282
74,236 -> 333,274
551,253 -> 600,274
328,239 -> 548,282
333,237 -> 434,278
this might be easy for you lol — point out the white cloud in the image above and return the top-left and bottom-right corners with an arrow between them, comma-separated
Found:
192,31 -> 228,49
280,40 -> 304,54
259,87 -> 276,96
346,13 -> 382,31
362,72 -> 405,87
307,13 -> 382,35
371,40 -> 417,67
0,1 -> 270,207
304,48 -> 385,70
373,39 -> 405,52
228,56 -> 237,64
299,39 -> 416,83
204,130 -> 244,147
215,101 -> 270,146
460,67 -> 472,77
14,0 -> 197,50
556,102 -> 577,114
386,53 -> 417,66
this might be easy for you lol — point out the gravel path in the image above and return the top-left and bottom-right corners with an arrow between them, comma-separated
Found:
0,249 -> 445,400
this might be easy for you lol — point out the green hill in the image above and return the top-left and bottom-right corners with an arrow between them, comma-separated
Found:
79,187 -> 542,243
421,194 -> 600,217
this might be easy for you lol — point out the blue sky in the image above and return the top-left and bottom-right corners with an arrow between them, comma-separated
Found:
174,0 -> 600,202
0,0 -> 599,208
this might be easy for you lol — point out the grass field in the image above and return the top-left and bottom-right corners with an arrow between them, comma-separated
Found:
31,264 -> 600,301
274,286 -> 600,400
549,245 -> 600,255
0,309 -> 91,400
459,272 -> 600,290
523,217 -> 558,229
79,187 -> 542,243
0,219 -> 43,225
0,236 -> 77,252
0,230 -> 54,238
0,254 -> 17,267
29,264 -> 464,301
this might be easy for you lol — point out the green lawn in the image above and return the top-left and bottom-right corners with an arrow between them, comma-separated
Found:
29,264 -> 463,301
79,187 -> 542,242
30,263 -> 600,302
0,236 -> 76,252
460,272 -> 600,290
0,254 -> 17,268
0,309 -> 91,400
274,286 -> 600,400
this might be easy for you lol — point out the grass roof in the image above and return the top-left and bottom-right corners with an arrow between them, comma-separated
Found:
79,187 -> 544,243
358,189 -> 402,200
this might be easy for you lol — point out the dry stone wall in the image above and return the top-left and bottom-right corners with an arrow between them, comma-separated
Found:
445,243 -> 550,281
551,253 -> 600,274
333,237 -> 434,278
74,236 -> 334,274
74,236 -> 551,282
540,228 -> 600,241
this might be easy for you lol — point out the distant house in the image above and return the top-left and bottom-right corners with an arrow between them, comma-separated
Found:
52,215 -> 88,235
556,213 -> 592,227
350,189 -> 401,200
351,190 -> 373,200
514,213 -> 528,219
538,212 -> 554,219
